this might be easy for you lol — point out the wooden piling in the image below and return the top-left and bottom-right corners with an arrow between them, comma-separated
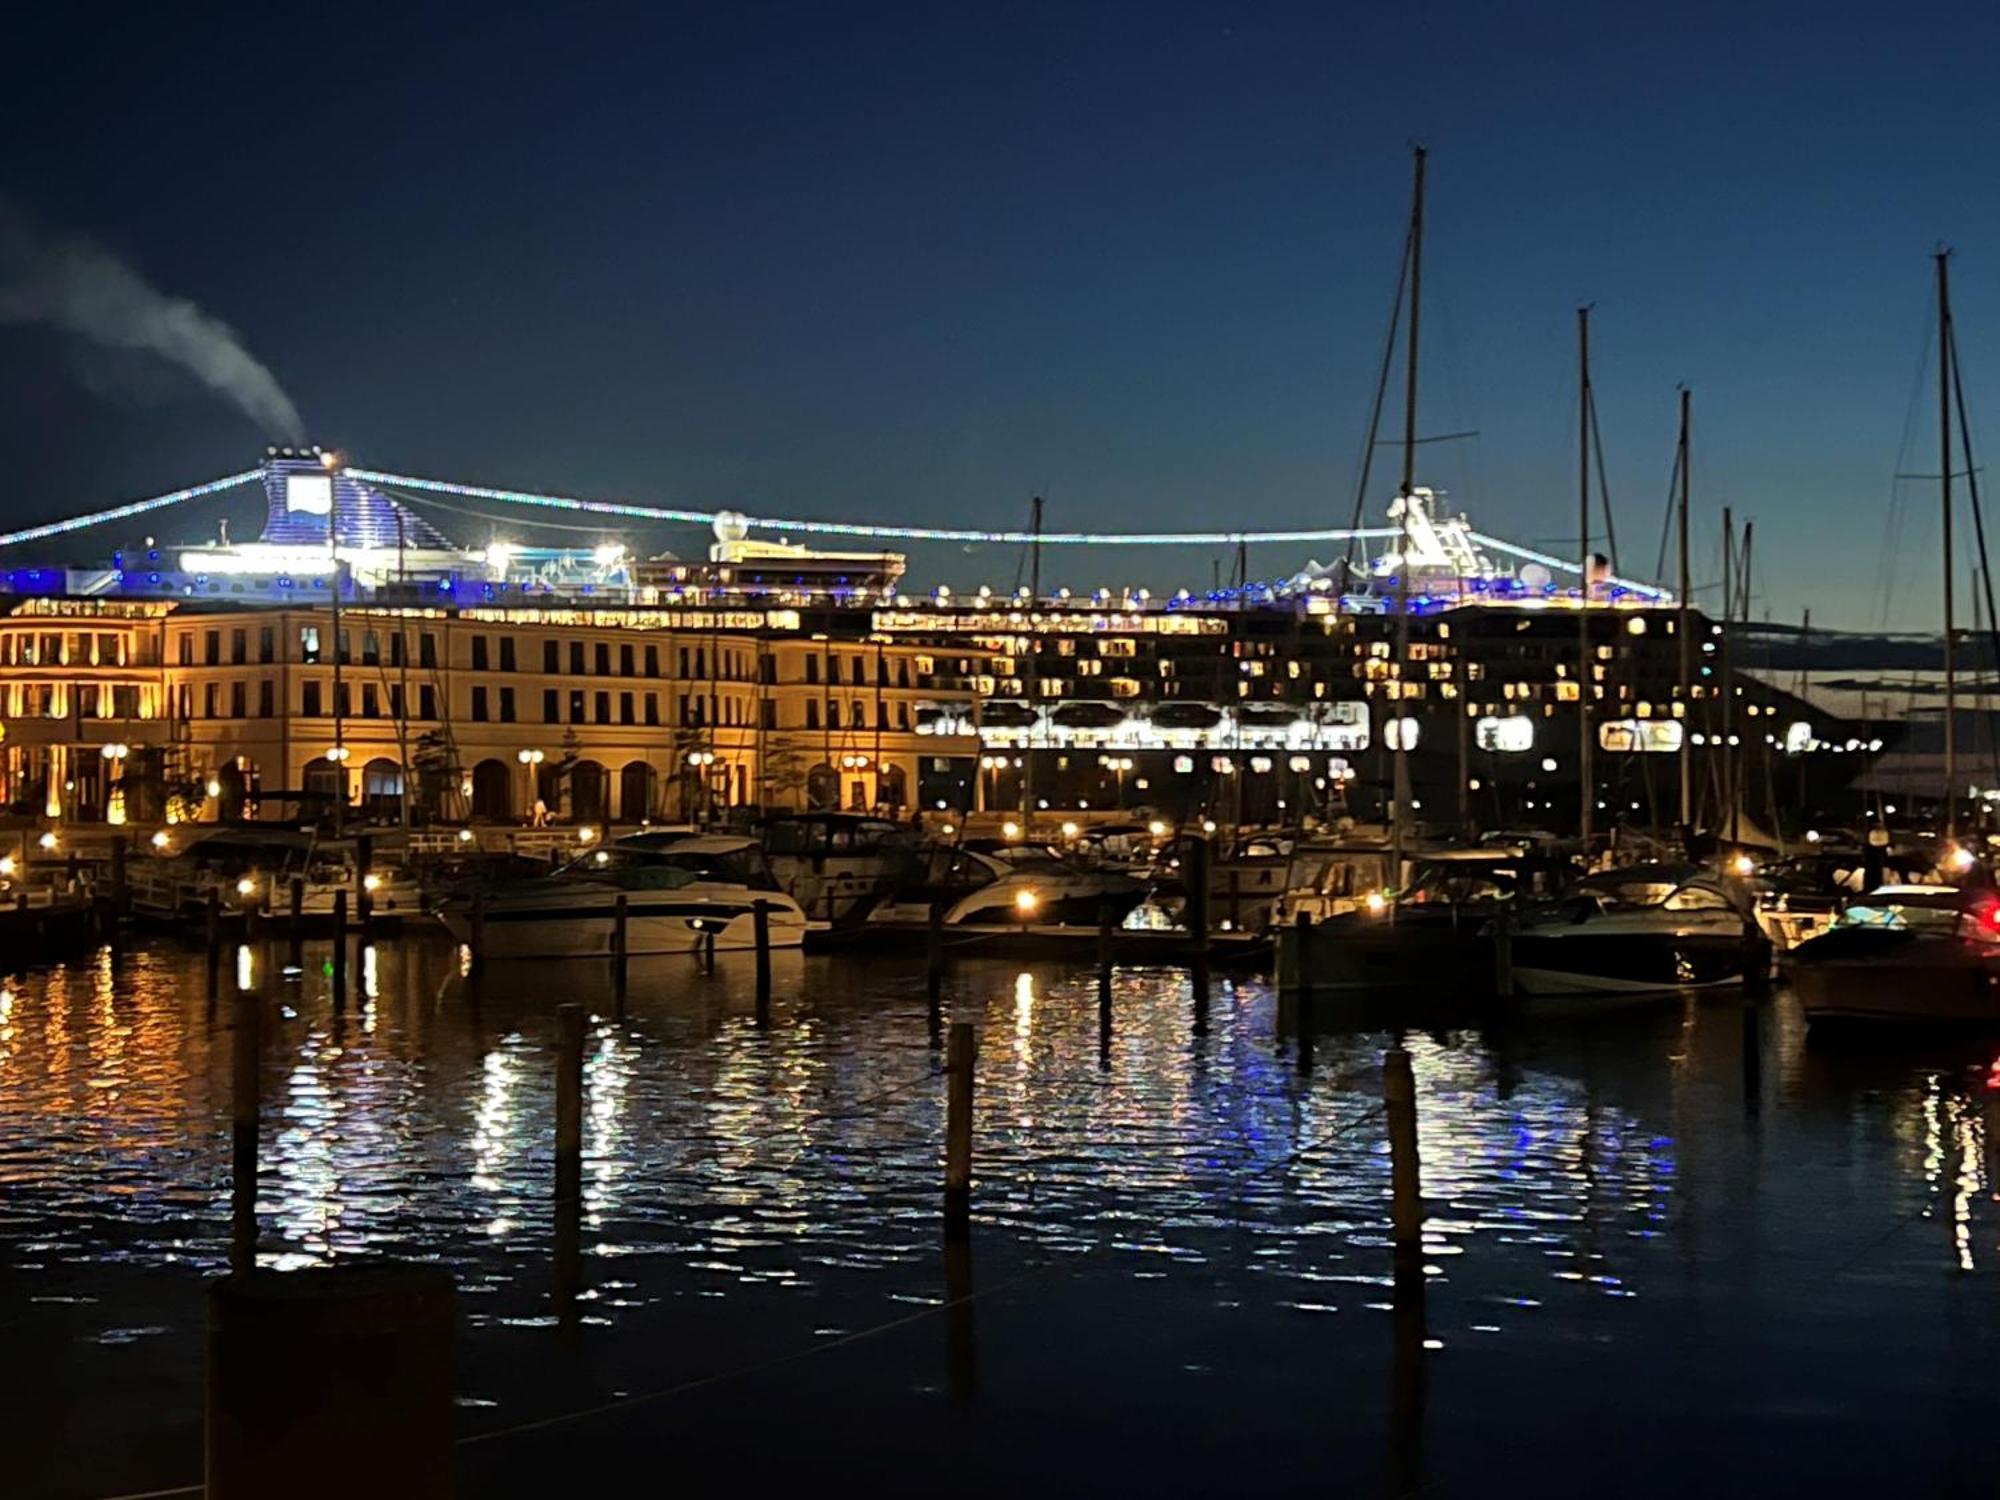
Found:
612,893 -> 630,995
944,1020 -> 976,1235
555,1003 -> 585,1207
468,890 -> 486,978
288,876 -> 304,964
752,899 -> 772,1026
1097,901 -> 1115,1063
1226,867 -> 1241,933
230,986 -> 262,1275
1295,913 -> 1315,1073
330,890 -> 348,1002
1384,1048 -> 1423,1273
925,898 -> 946,1003
206,887 -> 223,999
1492,911 -> 1515,998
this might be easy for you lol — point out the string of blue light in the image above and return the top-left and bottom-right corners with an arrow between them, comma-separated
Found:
0,463 -> 1672,600
0,471 -> 262,550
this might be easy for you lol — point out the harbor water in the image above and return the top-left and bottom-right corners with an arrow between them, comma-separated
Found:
6,936 -> 2000,1496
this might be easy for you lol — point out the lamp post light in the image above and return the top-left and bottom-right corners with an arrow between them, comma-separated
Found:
686,750 -> 717,828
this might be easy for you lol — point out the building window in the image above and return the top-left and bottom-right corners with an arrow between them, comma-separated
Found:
620,643 -> 634,677
258,681 -> 274,718
204,683 -> 218,717
204,629 -> 220,665
828,701 -> 840,729
420,633 -> 437,669
595,642 -> 611,676
569,690 -> 585,723
594,690 -> 610,723
645,645 -> 659,677
570,642 -> 585,675
230,682 -> 246,718
761,700 -> 776,730
390,632 -> 406,667
390,684 -> 404,720
644,694 -> 659,726
500,637 -> 516,671
544,639 -> 559,673
230,629 -> 246,665
472,636 -> 489,671
419,684 -> 437,720
179,633 -> 194,665
543,688 -> 558,722
303,681 -> 322,716
807,700 -> 820,730
499,687 -> 516,723
471,685 -> 489,721
335,683 -> 351,718
362,684 -> 379,717
362,631 -> 380,666
619,691 -> 634,725
805,654 -> 819,685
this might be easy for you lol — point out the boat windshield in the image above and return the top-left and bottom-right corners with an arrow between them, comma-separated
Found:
559,845 -> 778,890
1837,890 -> 1997,938
1402,859 -> 1519,905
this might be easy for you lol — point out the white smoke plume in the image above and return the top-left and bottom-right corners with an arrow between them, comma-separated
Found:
0,201 -> 305,442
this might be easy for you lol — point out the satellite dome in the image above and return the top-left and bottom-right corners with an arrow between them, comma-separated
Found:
713,510 -> 750,543
1520,562 -> 1553,591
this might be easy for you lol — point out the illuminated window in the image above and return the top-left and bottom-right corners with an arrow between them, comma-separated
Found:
1474,715 -> 1535,752
1385,717 -> 1420,752
1598,719 -> 1684,753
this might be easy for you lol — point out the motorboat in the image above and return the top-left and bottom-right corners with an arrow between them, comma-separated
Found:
1751,847 -> 1945,953
866,838 -> 1146,929
1156,829 -> 1340,935
1290,846 -> 1577,993
435,833 -> 808,958
1792,885 -> 2000,1025
1504,865 -> 1768,997
131,828 -> 423,927
755,812 -> 919,928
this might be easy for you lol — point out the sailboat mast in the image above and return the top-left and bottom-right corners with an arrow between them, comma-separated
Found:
1677,388 -> 1693,835
1938,249 -> 1958,842
1577,306 -> 1594,847
1391,145 -> 1425,872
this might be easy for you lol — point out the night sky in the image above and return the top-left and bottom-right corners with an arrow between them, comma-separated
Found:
5,0 -> 2000,628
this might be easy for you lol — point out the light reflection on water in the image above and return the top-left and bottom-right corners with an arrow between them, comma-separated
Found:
8,936 -> 2000,1493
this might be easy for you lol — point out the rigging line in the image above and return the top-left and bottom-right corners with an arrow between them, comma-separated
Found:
1653,413 -> 1683,584
349,469 -> 1395,547
1945,315 -> 2000,732
1342,217 -> 1415,578
1878,305 -> 1939,627
374,485 -> 651,538
1370,431 -> 1480,446
1586,381 -> 1620,578
0,469 -> 262,550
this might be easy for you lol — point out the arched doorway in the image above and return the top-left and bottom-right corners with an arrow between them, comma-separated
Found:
300,760 -> 340,820
362,757 -> 404,823
470,758 -> 513,821
619,760 -> 656,823
571,761 -> 607,824
880,762 -> 907,812
807,762 -> 839,811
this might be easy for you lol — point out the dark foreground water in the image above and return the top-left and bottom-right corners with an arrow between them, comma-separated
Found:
5,935 -> 2000,1497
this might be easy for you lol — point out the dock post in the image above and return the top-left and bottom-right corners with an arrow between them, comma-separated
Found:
1096,901 -> 1115,1005
1227,867 -> 1241,933
206,887 -> 223,1000
1741,925 -> 1772,998
468,890 -> 486,979
944,1020 -> 976,1235
1187,837 -> 1212,1028
554,1003 -> 585,1320
752,899 -> 772,1027
1295,911 -> 1316,1071
926,898 -> 946,1003
330,890 -> 347,1004
230,984 -> 262,1275
108,836 -> 127,918
1384,1048 -> 1423,1276
612,893 -> 630,997
1492,910 -> 1514,998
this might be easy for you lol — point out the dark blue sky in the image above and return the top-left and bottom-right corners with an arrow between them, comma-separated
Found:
4,0 -> 1998,627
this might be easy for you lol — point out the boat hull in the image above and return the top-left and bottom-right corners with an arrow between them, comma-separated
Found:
1509,932 -> 1761,996
438,894 -> 807,958
1796,954 -> 2000,1025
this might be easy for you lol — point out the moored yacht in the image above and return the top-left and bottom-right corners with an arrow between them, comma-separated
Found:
1792,886 -> 2000,1025
755,812 -> 919,928
436,833 -> 808,958
867,838 -> 1145,929
1505,865 -> 1767,997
